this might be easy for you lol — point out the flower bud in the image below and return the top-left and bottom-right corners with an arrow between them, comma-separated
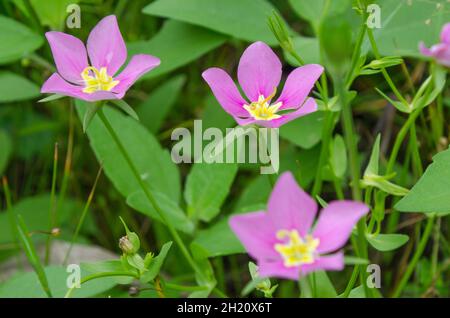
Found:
119,233 -> 140,255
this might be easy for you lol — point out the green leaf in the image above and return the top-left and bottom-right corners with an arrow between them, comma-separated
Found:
0,15 -> 43,64
344,256 -> 369,265
126,190 -> 194,234
396,147 -> 450,213
128,20 -> 226,80
362,174 -> 409,196
367,233 -> 409,252
185,163 -> 238,222
202,94 -> 235,132
0,265 -> 117,298
280,111 -> 324,149
288,0 -> 351,31
76,102 -> 181,202
142,0 -> 280,45
375,87 -> 411,113
365,134 -> 381,176
15,215 -> 52,297
192,218 -> 244,257
330,134 -> 347,178
285,36 -> 320,66
313,271 -> 337,298
38,94 -> 65,103
109,100 -> 139,121
141,241 -> 173,283
82,102 -> 101,133
81,260 -> 133,285
363,0 -> 450,57
0,72 -> 40,103
136,75 -> 186,133
12,0 -> 81,30
0,130 -> 12,175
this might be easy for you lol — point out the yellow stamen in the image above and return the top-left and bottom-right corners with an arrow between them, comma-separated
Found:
243,88 -> 282,121
81,66 -> 119,94
274,229 -> 319,268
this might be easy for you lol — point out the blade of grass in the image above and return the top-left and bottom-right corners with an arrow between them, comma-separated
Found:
16,214 -> 53,297
63,165 -> 103,265
45,143 -> 59,265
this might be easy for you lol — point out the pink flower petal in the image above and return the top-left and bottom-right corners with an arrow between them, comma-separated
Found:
258,260 -> 300,280
419,43 -> 450,67
419,42 -> 433,56
45,32 -> 89,84
41,73 -> 117,102
440,23 -> 450,44
202,67 -> 250,118
87,15 -> 127,76
237,42 -> 282,102
255,97 -> 317,128
300,252 -> 345,275
113,54 -> 161,98
267,172 -> 318,235
229,212 -> 279,261
313,201 -> 369,254
276,64 -> 323,110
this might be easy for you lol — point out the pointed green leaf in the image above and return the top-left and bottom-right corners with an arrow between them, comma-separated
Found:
38,94 -> 65,103
185,163 -> 238,222
109,100 -> 139,121
396,147 -> 450,213
367,233 -> 409,252
141,241 -> 173,283
365,134 -> 381,176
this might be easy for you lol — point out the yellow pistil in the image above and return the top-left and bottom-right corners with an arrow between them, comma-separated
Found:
243,88 -> 282,121
81,66 -> 119,94
274,229 -> 320,268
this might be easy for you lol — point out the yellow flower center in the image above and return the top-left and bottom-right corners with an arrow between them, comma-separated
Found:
274,229 -> 320,268
81,66 -> 119,94
243,89 -> 282,121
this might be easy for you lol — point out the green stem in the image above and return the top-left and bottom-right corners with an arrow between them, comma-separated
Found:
386,110 -> 421,174
164,283 -> 209,292
311,111 -> 335,197
96,109 -> 206,282
367,28 -> 408,106
63,166 -> 102,265
65,271 -> 138,298
45,143 -> 59,265
212,287 -> 229,298
23,0 -> 43,33
342,265 -> 360,297
391,216 -> 435,298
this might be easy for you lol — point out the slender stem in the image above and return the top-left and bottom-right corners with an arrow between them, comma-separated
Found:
96,109 -> 206,282
311,111 -> 335,197
63,166 -> 103,265
386,110 -> 421,173
23,0 -> 43,33
212,287 -> 228,298
342,266 -> 360,297
164,283 -> 209,292
391,216 -> 435,297
45,143 -> 59,265
345,22 -> 367,89
367,28 -> 408,106
65,271 -> 138,298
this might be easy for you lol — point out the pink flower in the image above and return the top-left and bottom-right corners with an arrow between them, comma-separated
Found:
419,23 -> 450,67
229,172 -> 369,280
41,15 -> 160,102
202,42 -> 323,128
